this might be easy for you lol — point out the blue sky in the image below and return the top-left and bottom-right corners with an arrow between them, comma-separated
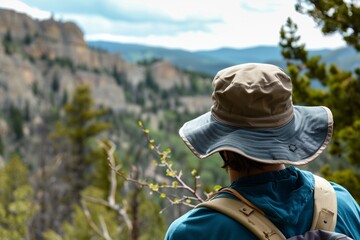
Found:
0,0 -> 345,51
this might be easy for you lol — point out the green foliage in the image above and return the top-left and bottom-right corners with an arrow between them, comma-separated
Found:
145,67 -> 159,92
43,137 -> 167,240
52,84 -> 111,156
23,33 -> 33,45
338,120 -> 360,167
280,18 -> 360,165
112,66 -> 127,86
280,18 -> 308,63
52,73 -> 60,93
50,84 -> 112,213
280,2 -> 360,201
158,110 -> 199,134
7,104 -> 24,140
43,187 -> 122,240
0,136 -> 4,155
136,191 -> 166,240
32,81 -> 40,96
61,90 -> 68,105
3,30 -> 18,55
53,57 -> 75,72
321,165 -> 360,202
91,140 -> 124,192
1,2 -> 359,238
137,58 -> 162,66
24,101 -> 31,121
189,77 -> 212,95
295,0 -> 360,51
133,122 -> 221,206
0,155 -> 37,239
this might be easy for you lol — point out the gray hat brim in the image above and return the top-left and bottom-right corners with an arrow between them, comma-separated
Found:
179,106 -> 333,165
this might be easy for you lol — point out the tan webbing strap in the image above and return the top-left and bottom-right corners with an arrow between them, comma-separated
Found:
217,188 -> 266,216
311,175 -> 337,231
197,174 -> 337,238
197,198 -> 286,240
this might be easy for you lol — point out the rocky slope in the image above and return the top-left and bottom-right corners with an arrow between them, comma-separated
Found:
0,9 -> 210,120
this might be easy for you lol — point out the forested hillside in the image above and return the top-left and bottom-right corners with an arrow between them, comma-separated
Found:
0,8 -> 217,239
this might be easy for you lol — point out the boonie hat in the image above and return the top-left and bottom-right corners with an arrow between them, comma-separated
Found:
179,63 -> 333,165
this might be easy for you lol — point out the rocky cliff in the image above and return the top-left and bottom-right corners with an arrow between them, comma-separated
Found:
0,9 -> 126,71
0,9 -> 209,119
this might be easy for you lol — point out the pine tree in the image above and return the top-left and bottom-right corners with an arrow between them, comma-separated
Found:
279,0 -> 360,201
48,84 -> 112,232
7,104 -> 24,141
0,155 -> 37,240
52,84 -> 111,195
295,0 -> 360,51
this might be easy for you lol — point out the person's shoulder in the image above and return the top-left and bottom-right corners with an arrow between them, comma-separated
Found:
331,181 -> 358,208
165,206 -> 257,240
330,182 -> 360,239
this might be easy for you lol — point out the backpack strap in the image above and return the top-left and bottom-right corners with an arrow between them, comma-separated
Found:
311,175 -> 337,231
196,174 -> 337,239
196,190 -> 286,240
213,187 -> 266,215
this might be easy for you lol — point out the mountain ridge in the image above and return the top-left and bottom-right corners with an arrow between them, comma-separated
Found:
88,40 -> 360,75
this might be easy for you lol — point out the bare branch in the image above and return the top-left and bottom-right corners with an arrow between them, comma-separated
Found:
81,201 -> 111,240
98,141 -> 117,206
99,216 -> 112,240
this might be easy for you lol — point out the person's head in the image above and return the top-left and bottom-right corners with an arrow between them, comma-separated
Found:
178,63 -> 333,175
219,150 -> 266,173
219,150 -> 285,178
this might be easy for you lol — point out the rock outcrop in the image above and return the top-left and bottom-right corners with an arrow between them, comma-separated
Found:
0,8 -> 210,117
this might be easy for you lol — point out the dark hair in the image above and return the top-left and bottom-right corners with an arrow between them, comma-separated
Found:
219,151 -> 269,174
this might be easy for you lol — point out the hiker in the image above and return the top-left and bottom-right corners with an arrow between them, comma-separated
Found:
164,63 -> 360,239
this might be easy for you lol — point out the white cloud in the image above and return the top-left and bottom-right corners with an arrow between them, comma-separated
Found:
0,0 -> 50,19
106,0 -> 224,21
1,0 -> 346,50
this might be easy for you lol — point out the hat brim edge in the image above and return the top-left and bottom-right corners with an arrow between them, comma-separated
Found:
179,106 -> 334,166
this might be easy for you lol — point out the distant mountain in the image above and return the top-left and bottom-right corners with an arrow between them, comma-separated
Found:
87,41 -> 231,75
87,41 -> 360,75
196,46 -> 283,65
320,47 -> 360,71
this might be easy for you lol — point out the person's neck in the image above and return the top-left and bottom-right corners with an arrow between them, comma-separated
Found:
229,164 -> 286,182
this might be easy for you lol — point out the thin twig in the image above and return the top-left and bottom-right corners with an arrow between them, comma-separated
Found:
81,201 -> 111,240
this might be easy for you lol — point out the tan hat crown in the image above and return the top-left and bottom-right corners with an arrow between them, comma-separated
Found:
211,63 -> 294,128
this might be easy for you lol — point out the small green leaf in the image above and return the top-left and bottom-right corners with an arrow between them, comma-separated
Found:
149,183 -> 159,191
166,169 -> 176,177
213,185 -> 222,191
138,121 -> 143,127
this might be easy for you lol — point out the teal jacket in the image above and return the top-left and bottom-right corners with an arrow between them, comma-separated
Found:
165,167 -> 360,239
